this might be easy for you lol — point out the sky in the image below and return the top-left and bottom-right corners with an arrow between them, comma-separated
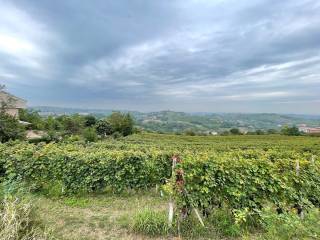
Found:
0,0 -> 319,114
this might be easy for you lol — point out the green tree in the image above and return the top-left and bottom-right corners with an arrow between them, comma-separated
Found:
84,115 -> 97,127
184,129 -> 196,136
108,112 -> 134,136
96,119 -> 113,136
230,128 -> 241,135
83,127 -> 98,142
44,116 -> 62,131
0,112 -> 25,142
19,109 -> 44,130
58,114 -> 84,135
255,129 -> 265,135
281,126 -> 301,136
267,129 -> 278,134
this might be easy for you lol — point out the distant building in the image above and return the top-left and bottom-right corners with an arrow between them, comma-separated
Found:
0,91 -> 27,118
205,131 -> 218,135
298,124 -> 320,134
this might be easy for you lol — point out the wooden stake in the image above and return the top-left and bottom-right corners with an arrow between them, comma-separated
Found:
193,208 -> 205,227
168,201 -> 174,227
295,159 -> 304,219
296,160 -> 300,176
311,155 -> 315,165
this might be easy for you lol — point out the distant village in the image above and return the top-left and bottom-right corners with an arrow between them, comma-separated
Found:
298,124 -> 320,134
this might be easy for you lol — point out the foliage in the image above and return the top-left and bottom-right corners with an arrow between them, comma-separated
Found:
82,127 -> 98,142
207,208 -> 242,237
44,116 -> 62,131
0,113 -> 25,143
57,114 -> 84,135
95,119 -> 113,136
230,128 -> 241,135
19,109 -> 44,130
84,115 -> 97,127
258,207 -> 320,239
281,126 -> 301,136
108,112 -> 134,136
0,142 -> 172,194
184,129 -> 196,136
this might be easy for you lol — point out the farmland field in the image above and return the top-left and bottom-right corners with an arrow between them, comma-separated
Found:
1,133 -> 320,239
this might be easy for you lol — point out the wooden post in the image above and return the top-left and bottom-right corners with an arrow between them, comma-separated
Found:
311,155 -> 315,165
296,160 -> 300,176
168,156 -> 177,227
168,202 -> 174,227
295,159 -> 304,219
193,208 -> 205,227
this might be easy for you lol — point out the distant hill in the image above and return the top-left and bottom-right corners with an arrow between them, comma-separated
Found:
30,106 -> 320,133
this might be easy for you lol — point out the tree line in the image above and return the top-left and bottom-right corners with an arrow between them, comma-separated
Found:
0,109 -> 135,143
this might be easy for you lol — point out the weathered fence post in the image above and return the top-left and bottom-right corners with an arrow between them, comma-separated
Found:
295,159 -> 304,219
311,155 -> 315,165
296,159 -> 300,176
168,155 -> 177,228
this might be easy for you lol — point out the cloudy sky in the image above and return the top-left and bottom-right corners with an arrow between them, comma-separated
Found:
0,0 -> 319,114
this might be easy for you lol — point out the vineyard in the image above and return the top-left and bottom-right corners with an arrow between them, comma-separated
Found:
1,134 -> 320,239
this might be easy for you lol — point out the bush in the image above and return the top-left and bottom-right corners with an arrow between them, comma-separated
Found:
19,109 -> 44,130
230,128 -> 241,135
83,127 -> 98,142
108,112 -> 134,136
0,113 -> 25,143
184,130 -> 196,136
95,119 -> 113,137
84,115 -> 97,127
132,209 -> 169,236
281,126 -> 301,136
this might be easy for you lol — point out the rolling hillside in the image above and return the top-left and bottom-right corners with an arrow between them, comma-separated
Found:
30,106 -> 320,133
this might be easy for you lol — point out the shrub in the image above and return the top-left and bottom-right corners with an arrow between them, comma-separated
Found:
95,119 -> 113,137
108,112 -> 134,136
83,127 -> 98,142
0,113 -> 25,143
132,208 -> 169,236
84,115 -> 97,127
184,130 -> 196,136
19,109 -> 44,130
281,126 -> 301,136
230,128 -> 241,135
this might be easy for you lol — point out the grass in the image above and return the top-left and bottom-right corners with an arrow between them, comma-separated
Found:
35,191 -> 169,240
1,188 -> 320,239
132,208 -> 169,236
0,196 -> 53,240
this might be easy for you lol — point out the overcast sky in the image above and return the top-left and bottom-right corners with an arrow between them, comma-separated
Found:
0,0 -> 319,114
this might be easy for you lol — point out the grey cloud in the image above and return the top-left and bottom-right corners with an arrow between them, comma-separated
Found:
0,0 -> 319,114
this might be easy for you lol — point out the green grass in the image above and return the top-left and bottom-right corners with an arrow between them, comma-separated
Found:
1,186 -> 320,240
131,208 -> 169,236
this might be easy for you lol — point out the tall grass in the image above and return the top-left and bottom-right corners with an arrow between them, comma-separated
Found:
132,208 -> 170,236
0,197 -> 52,240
